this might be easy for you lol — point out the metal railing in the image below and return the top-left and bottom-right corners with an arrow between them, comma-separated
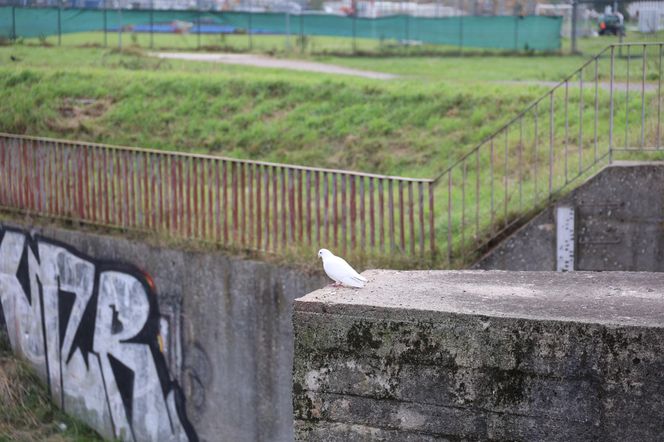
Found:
0,42 -> 662,267
0,133 -> 435,259
436,42 -> 664,267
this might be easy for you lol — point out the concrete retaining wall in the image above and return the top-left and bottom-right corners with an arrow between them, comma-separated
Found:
0,217 -> 326,441
293,270 -> 664,441
475,162 -> 664,271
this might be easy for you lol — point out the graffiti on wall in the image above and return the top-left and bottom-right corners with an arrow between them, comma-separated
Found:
0,226 -> 197,442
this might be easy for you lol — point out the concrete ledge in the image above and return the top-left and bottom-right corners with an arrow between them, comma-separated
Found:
293,270 -> 664,441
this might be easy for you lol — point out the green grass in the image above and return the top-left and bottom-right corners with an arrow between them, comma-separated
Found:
0,45 -> 549,179
0,334 -> 103,441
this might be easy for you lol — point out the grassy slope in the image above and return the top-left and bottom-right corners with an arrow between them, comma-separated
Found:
0,45 -> 546,179
0,334 -> 102,441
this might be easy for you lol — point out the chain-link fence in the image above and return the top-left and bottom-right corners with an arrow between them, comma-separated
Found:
0,5 -> 562,52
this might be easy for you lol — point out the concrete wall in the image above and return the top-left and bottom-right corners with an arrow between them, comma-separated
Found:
0,217 -> 327,442
294,270 -> 664,441
475,162 -> 664,271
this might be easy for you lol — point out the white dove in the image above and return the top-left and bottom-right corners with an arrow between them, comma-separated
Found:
318,249 -> 367,288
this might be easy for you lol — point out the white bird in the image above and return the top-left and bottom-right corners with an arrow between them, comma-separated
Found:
318,249 -> 367,288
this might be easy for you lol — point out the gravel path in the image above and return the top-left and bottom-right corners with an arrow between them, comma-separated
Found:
152,52 -> 398,80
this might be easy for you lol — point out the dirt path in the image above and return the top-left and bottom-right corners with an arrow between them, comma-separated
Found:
152,52 -> 398,80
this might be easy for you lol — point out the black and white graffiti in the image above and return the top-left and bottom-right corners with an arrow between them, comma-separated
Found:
0,226 -> 197,442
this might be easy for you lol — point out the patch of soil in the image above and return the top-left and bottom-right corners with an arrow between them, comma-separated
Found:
47,98 -> 112,133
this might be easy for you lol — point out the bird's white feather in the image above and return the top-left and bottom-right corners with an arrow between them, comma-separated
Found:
319,249 -> 367,288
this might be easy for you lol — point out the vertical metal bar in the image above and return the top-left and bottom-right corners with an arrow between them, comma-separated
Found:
388,180 -> 395,252
241,163 -> 246,245
341,174 -> 347,253
534,103 -> 539,199
461,160 -> 466,251
578,68 -> 584,173
315,171 -> 321,245
447,171 -> 452,266
171,156 -> 178,234
408,182 -> 415,255
429,181 -> 435,259
288,168 -> 295,244
207,159 -> 214,240
399,181 -> 405,252
264,166 -> 270,250
1,138 -> 8,207
178,156 -> 185,237
490,138 -> 494,229
475,150 -> 480,241
130,151 -> 137,227
565,80 -> 570,182
332,173 -> 338,248
156,154 -> 164,232
609,46 -> 615,157
418,182 -> 424,256
142,152 -> 149,229
369,177 -> 375,249
549,92 -> 554,197
518,117 -> 523,210
504,129 -> 509,227
265,166 -> 270,250
192,158 -> 199,238
350,175 -> 356,251
658,44 -> 663,149
104,148 -> 110,225
306,170 -> 311,246
594,57 -> 599,161
625,45 -> 631,149
360,177 -> 365,250
298,169 -> 304,243
223,161 -> 229,244
641,44 -> 647,149
248,165 -> 254,247
186,157 -> 192,238
379,178 -> 384,252
215,160 -> 221,242
281,167 -> 287,249
323,172 -> 329,246
154,154 -> 160,231
1,138 -> 7,207
123,150 -> 129,228
256,165 -> 262,249
231,162 -> 238,244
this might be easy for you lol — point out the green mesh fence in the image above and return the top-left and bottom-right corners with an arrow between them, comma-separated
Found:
0,7 -> 562,51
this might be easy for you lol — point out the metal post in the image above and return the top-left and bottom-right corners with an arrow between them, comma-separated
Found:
571,0 -> 577,54
103,0 -> 107,47
285,12 -> 290,51
197,0 -> 201,50
458,0 -> 463,54
248,4 -> 252,50
299,12 -> 304,53
11,3 -> 16,41
513,15 -> 518,51
352,13 -> 356,53
57,3 -> 62,46
118,0 -> 123,49
150,0 -> 154,49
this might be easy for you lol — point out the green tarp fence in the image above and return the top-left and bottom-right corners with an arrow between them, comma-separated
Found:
0,7 -> 562,51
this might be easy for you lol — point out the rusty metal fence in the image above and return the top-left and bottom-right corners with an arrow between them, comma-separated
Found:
437,42 -> 664,266
0,133 -> 435,259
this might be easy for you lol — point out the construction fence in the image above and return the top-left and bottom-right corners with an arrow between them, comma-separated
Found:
0,7 -> 563,51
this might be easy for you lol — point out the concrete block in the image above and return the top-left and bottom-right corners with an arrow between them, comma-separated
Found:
293,270 -> 664,441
